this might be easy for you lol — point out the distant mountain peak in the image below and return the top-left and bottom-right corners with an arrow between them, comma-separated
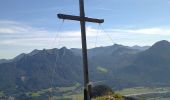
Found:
12,53 -> 26,62
113,43 -> 123,47
151,40 -> 170,49
153,40 -> 170,46
60,47 -> 67,50
29,49 -> 41,56
145,40 -> 170,55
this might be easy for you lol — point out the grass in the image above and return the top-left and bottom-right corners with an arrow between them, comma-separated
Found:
117,87 -> 170,100
147,98 -> 170,100
48,93 -> 83,100
97,66 -> 108,73
8,86 -> 170,100
28,83 -> 82,99
52,93 -> 124,100
92,93 -> 124,100
57,86 -> 77,93
28,88 -> 52,97
60,94 -> 83,100
30,92 -> 41,97
117,87 -> 170,95
0,91 -> 4,97
27,86 -> 170,100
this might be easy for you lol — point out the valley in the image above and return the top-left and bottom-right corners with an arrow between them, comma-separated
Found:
1,40 -> 170,99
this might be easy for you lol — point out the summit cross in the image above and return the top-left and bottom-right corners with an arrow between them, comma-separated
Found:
57,0 -> 104,100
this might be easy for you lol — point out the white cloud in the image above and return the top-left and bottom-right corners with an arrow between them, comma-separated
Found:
0,27 -> 29,34
0,20 -> 19,24
1,20 -> 170,48
129,28 -> 163,34
108,28 -> 170,35
0,21 -> 32,34
0,38 -> 51,46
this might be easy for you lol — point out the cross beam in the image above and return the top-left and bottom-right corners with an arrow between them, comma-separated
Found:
57,0 -> 104,100
58,14 -> 104,23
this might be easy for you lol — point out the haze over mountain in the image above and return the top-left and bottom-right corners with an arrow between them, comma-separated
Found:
118,40 -> 170,86
1,40 -> 170,93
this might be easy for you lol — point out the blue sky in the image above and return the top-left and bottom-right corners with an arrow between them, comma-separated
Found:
1,0 -> 170,59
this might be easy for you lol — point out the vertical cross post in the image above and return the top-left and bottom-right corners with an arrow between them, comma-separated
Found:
79,0 -> 90,100
57,0 -> 104,100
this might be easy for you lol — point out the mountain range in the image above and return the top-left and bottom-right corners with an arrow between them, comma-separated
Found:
1,40 -> 170,93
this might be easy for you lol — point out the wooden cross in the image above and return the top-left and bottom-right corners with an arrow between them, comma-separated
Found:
57,0 -> 104,100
